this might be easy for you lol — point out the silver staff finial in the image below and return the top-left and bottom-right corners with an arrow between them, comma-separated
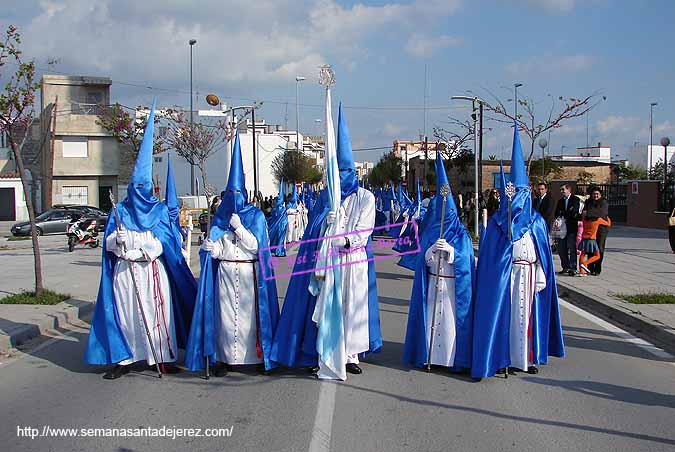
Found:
319,64 -> 336,88
439,183 -> 450,197
505,181 -> 517,200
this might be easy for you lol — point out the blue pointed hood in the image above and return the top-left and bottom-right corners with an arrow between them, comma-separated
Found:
165,154 -> 180,226
276,180 -> 285,208
287,183 -> 299,209
130,99 -> 156,191
435,150 -> 458,215
510,123 -> 529,189
336,102 -> 359,198
493,127 -> 533,241
119,99 -> 166,231
213,132 -> 248,228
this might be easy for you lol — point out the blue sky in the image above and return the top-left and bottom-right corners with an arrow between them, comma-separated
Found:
3,0 -> 674,163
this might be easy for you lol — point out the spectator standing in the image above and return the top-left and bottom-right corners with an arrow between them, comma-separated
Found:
554,184 -> 581,276
582,186 -> 611,275
533,182 -> 556,231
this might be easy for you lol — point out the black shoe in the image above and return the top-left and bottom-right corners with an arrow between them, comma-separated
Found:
103,364 -> 130,380
507,367 -> 518,375
472,377 -> 483,382
346,363 -> 362,375
212,362 -> 228,377
161,363 -> 181,374
307,366 -> 319,375
527,366 -> 539,374
257,363 -> 272,376
558,270 -> 568,275
567,269 -> 576,276
496,367 -> 506,375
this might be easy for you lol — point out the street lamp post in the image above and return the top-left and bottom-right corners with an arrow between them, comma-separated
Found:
451,95 -> 486,239
189,38 -> 197,195
538,138 -> 548,181
661,137 -> 671,209
650,102 -> 658,179
295,76 -> 306,152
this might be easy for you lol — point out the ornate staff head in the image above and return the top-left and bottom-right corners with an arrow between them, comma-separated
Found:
439,183 -> 450,198
318,64 -> 336,88
109,189 -> 116,205
505,181 -> 517,201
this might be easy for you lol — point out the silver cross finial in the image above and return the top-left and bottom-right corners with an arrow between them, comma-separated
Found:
505,181 -> 517,200
318,65 -> 336,87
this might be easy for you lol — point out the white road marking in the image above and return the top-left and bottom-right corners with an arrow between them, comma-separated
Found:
308,381 -> 338,452
559,298 -> 674,360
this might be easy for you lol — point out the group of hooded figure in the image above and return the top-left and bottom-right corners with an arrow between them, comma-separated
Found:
84,97 -> 563,382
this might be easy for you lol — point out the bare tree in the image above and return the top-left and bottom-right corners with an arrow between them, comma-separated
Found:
433,117 -> 476,162
166,111 -> 227,197
0,25 -> 44,296
97,102 -> 167,158
482,89 -> 606,172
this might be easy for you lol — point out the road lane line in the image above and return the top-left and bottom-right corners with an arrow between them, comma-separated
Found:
308,381 -> 337,452
559,298 -> 674,360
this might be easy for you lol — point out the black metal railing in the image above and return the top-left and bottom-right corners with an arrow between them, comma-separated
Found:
659,182 -> 675,213
576,183 -> 628,222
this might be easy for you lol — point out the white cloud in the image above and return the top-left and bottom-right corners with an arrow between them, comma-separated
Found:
596,115 -> 641,135
17,0 -> 462,87
517,0 -> 576,14
404,34 -> 462,58
506,54 -> 596,77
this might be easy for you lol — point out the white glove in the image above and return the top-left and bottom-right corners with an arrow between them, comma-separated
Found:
433,239 -> 453,254
331,236 -> 347,248
116,228 -> 128,245
326,211 -> 336,225
202,238 -> 215,253
230,213 -> 242,230
124,249 -> 145,261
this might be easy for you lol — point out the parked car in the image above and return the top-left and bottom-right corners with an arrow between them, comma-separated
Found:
10,205 -> 108,236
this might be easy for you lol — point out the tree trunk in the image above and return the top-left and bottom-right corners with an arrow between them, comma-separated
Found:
12,141 -> 43,297
198,163 -> 210,198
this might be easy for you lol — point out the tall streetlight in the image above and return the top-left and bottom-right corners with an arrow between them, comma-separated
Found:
650,102 -> 658,179
295,76 -> 306,152
188,38 -> 197,195
661,137 -> 671,209
538,138 -> 548,181
451,95 -> 486,239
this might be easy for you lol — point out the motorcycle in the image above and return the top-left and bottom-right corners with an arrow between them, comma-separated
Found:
67,217 -> 100,252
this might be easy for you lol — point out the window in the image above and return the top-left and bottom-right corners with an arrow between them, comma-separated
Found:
87,92 -> 103,105
62,186 -> 88,205
154,156 -> 163,163
62,137 -> 88,158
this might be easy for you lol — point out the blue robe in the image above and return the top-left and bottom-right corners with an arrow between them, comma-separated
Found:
84,204 -> 196,365
397,198 -> 436,271
267,201 -> 288,257
184,204 -> 280,371
402,197 -> 475,369
471,212 -> 564,378
270,189 -> 382,368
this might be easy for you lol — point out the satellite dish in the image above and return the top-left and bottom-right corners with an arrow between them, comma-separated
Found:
206,94 -> 220,106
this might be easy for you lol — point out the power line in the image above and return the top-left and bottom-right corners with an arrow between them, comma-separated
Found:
20,61 -> 467,113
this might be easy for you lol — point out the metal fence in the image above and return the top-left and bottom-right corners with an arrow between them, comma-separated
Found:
659,182 -> 675,213
576,183 -> 628,222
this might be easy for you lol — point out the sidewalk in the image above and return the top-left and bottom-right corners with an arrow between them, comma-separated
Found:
554,225 -> 675,354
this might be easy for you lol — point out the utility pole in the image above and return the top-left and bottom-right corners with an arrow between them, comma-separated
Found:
424,136 -> 428,192
251,103 -> 259,205
189,38 -> 197,195
46,96 -> 58,211
478,101 -> 483,195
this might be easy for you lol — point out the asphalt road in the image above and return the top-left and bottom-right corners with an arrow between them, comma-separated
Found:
1,238 -> 674,452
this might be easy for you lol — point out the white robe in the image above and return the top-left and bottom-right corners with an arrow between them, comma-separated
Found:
207,226 -> 261,365
317,188 -> 375,380
285,207 -> 303,244
509,231 -> 547,371
424,244 -> 457,367
106,229 -> 177,366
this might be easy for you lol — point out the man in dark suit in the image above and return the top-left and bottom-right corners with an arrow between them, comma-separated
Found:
533,182 -> 555,231
554,183 -> 581,276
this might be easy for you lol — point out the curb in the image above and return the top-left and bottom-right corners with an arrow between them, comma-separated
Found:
0,299 -> 94,352
557,281 -> 675,357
